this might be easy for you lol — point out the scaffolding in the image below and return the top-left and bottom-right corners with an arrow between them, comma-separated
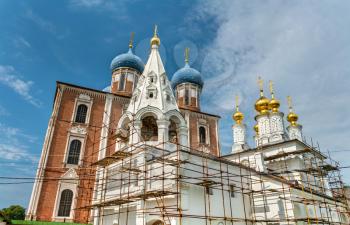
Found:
45,104 -> 350,225
67,135 -> 350,225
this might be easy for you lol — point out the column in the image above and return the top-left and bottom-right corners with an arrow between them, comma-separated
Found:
157,119 -> 170,143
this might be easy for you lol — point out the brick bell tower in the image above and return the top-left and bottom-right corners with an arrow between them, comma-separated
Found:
171,48 -> 204,111
110,33 -> 145,97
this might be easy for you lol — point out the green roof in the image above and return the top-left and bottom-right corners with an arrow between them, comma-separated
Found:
11,220 -> 91,225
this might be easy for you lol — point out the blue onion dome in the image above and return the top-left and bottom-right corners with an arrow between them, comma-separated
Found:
110,48 -> 144,73
171,63 -> 204,90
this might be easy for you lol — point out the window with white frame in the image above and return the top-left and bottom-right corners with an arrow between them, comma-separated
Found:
75,104 -> 88,123
67,139 -> 82,165
119,73 -> 126,91
72,94 -> 92,125
57,189 -> 73,217
199,126 -> 206,144
230,185 -> 235,198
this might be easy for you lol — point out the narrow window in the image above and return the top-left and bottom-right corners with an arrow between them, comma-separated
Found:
67,140 -> 81,165
57,189 -> 73,217
133,75 -> 138,90
119,73 -> 126,91
206,186 -> 213,195
141,116 -> 158,141
185,89 -> 190,105
230,185 -> 235,198
75,104 -> 88,123
166,94 -> 171,102
199,126 -> 206,144
149,92 -> 154,98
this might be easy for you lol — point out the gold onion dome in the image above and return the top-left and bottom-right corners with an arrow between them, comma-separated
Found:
255,96 -> 270,114
254,124 -> 259,133
255,77 -> 270,114
268,81 -> 280,113
287,112 -> 298,126
150,25 -> 160,46
287,96 -> 299,126
233,95 -> 244,124
233,111 -> 244,124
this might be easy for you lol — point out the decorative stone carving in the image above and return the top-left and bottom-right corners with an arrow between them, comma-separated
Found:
69,125 -> 87,135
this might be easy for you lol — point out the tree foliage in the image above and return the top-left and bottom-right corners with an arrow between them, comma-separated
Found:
0,205 -> 25,223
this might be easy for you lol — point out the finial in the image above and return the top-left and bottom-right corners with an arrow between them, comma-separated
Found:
269,80 -> 275,99
287,96 -> 293,112
258,76 -> 264,97
150,25 -> 160,46
268,80 -> 280,113
154,25 -> 158,36
287,96 -> 299,126
235,95 -> 239,112
185,47 -> 190,64
129,32 -> 134,49
233,94 -> 244,124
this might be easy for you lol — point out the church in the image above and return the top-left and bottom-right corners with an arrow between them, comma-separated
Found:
26,27 -> 349,225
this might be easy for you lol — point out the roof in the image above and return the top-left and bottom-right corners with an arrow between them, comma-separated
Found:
110,48 -> 144,72
171,63 -> 204,89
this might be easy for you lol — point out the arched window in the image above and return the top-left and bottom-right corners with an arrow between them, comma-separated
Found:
57,189 -> 73,217
133,75 -> 138,90
75,104 -> 88,123
67,140 -> 81,165
184,89 -> 190,105
119,73 -> 126,91
199,126 -> 206,144
141,116 -> 158,141
168,120 -> 178,143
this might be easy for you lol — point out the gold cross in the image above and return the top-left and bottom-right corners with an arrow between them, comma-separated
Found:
185,48 -> 190,63
258,76 -> 264,96
269,80 -> 275,99
129,32 -> 134,49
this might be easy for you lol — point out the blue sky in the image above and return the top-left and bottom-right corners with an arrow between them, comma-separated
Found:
1,0 -> 350,209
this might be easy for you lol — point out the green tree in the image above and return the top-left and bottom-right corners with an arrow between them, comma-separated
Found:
0,205 -> 25,223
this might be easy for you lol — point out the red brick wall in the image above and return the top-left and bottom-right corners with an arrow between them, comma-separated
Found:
34,85 -> 129,223
181,109 -> 220,156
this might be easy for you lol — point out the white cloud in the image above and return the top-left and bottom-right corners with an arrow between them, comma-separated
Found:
13,36 -> 31,49
0,123 -> 37,162
0,65 -> 41,107
68,0 -> 130,20
193,1 -> 350,168
25,9 -> 56,34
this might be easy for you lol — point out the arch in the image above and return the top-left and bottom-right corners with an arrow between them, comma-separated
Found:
199,126 -> 206,144
165,110 -> 187,128
134,106 -> 163,121
146,219 -> 164,225
118,73 -> 126,91
75,104 -> 88,123
57,189 -> 73,217
168,117 -> 179,143
67,140 -> 81,165
141,116 -> 158,141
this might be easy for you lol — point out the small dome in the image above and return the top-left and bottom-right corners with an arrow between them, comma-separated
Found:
110,48 -> 144,73
269,98 -> 280,113
254,124 -> 259,133
287,112 -> 298,126
233,111 -> 244,124
171,63 -> 204,90
255,96 -> 270,114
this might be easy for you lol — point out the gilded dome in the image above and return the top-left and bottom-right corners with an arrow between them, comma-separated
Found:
254,124 -> 259,133
269,98 -> 280,113
287,112 -> 298,126
255,96 -> 270,114
150,35 -> 160,46
233,111 -> 244,124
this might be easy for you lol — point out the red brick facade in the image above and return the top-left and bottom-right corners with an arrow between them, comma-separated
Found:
28,81 -> 220,223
